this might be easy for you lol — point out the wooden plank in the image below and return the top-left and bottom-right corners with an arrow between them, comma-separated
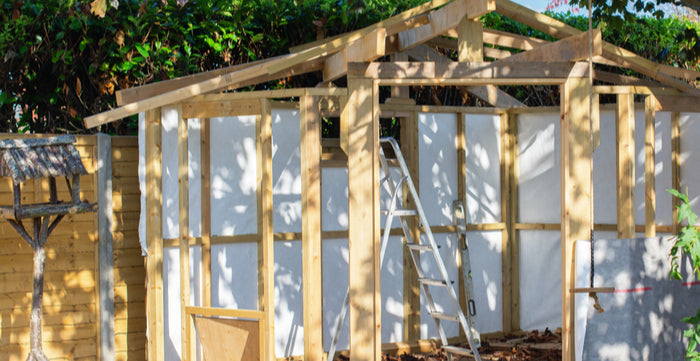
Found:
97,133 -> 115,361
616,93 -> 635,239
346,76 -> 381,361
85,59 -> 324,129
645,96 -> 656,237
482,29 -> 549,50
323,28 -> 387,83
672,111 -> 681,235
499,29 -> 602,63
458,16 -> 484,63
193,317 -> 260,361
145,108 -> 164,361
400,111 -> 421,342
300,95 -> 323,361
456,112 -> 467,340
177,106 -> 194,361
287,0 -> 453,52
181,99 -> 261,119
507,111 -> 520,331
560,76 -> 592,361
593,70 -> 662,87
658,64 -> 700,82
397,0 -> 480,52
349,61 -> 579,82
257,99 -> 275,361
201,119 -> 211,308
655,95 -> 700,112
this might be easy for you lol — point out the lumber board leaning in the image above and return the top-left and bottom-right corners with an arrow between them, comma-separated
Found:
287,0 -> 453,53
616,93 -> 635,239
644,96 -> 656,237
85,58 -> 324,129
560,77 -> 592,361
300,95 -> 323,361
145,109 -> 164,361
346,76 -> 382,361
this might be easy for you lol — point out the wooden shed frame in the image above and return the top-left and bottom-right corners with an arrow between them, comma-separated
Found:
85,0 -> 700,360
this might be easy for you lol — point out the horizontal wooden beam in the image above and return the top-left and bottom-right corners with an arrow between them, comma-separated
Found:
426,37 -> 512,59
349,61 -> 586,82
593,70 -> 663,87
499,29 -> 601,63
655,95 -> 700,112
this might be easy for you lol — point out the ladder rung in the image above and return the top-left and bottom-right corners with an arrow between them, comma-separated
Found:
429,311 -> 459,322
406,243 -> 433,252
381,209 -> 419,216
442,345 -> 474,356
418,277 -> 447,287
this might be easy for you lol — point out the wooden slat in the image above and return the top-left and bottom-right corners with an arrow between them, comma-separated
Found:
400,111 -> 421,342
672,111 -> 681,235
300,95 -> 323,361
560,76 -> 592,361
346,76 -> 381,360
201,118 -> 212,308
645,96 -> 656,237
257,99 -> 275,361
145,108 -> 164,361
499,29 -> 601,63
177,106 -> 193,361
616,93 -> 635,239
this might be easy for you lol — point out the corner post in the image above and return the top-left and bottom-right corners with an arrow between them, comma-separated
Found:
345,72 -> 381,361
96,133 -> 115,361
560,75 -> 592,361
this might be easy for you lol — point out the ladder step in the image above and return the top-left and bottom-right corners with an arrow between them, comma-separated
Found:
406,243 -> 433,252
429,311 -> 459,322
418,277 -> 447,287
381,209 -> 419,216
442,345 -> 474,357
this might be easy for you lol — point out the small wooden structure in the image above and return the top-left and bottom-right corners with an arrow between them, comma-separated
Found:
83,0 -> 700,360
0,135 -> 96,361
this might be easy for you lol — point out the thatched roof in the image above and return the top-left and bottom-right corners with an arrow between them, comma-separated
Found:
0,135 -> 88,183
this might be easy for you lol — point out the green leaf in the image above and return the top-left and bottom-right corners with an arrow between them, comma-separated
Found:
134,43 -> 150,58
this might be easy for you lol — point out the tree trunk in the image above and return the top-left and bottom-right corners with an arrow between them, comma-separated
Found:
26,244 -> 48,361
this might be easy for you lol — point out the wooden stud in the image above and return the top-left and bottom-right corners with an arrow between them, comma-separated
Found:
456,112 -> 467,340
96,133 -> 115,361
560,76 -> 592,361
145,108 -> 164,361
346,76 -> 381,361
616,93 -> 635,239
507,111 -> 520,332
644,96 -> 656,237
672,111 -> 681,235
257,99 -> 275,361
400,111 -> 421,342
300,95 -> 323,361
458,17 -> 484,63
201,118 -> 212,307
177,106 -> 193,361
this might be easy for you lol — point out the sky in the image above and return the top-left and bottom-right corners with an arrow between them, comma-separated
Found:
513,0 -> 552,12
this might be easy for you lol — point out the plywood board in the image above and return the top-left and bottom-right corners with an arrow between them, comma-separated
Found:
194,317 -> 260,361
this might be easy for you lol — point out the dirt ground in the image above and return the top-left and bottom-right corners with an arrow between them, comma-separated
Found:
343,329 -> 562,361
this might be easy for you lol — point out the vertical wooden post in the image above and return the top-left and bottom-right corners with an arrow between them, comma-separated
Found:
671,111 -> 681,234
400,110 -> 421,342
201,118 -> 212,307
644,96 -> 656,237
456,112 -> 467,340
501,110 -> 520,332
257,98 -> 276,361
96,133 -> 115,361
616,93 -> 635,239
346,75 -> 381,361
145,108 -> 164,361
560,76 -> 592,361
300,94 -> 323,361
178,106 -> 193,361
458,16 -> 484,62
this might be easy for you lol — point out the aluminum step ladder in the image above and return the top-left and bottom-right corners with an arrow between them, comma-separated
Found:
326,137 -> 481,361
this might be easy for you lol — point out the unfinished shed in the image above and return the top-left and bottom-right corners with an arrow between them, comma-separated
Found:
85,0 -> 700,360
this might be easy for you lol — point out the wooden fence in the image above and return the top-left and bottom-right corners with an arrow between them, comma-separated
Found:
0,134 -> 145,361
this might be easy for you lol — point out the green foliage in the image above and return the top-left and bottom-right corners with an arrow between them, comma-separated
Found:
668,188 -> 700,360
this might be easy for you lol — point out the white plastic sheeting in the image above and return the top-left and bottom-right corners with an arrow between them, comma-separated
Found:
137,106 -> 700,360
